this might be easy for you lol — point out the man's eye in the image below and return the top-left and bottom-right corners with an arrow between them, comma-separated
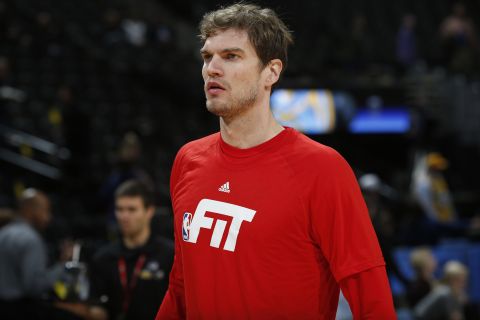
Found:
226,54 -> 238,60
202,55 -> 212,62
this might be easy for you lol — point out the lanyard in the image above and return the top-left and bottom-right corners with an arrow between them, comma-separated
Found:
117,254 -> 147,314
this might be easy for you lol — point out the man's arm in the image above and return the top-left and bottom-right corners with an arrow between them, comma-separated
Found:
340,265 -> 396,319
306,150 -> 396,318
53,302 -> 108,320
155,237 -> 186,320
87,249 -> 116,320
156,148 -> 187,320
21,235 -> 63,297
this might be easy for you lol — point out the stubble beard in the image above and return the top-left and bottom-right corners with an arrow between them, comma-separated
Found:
206,83 -> 259,121
122,223 -> 143,240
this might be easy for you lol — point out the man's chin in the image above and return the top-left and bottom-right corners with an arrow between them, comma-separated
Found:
206,101 -> 229,117
122,232 -> 138,240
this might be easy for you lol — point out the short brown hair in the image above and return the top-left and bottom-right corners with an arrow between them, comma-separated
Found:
115,180 -> 154,208
199,3 -> 293,69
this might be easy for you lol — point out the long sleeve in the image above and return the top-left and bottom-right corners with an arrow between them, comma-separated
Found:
20,228 -> 63,298
156,148 -> 187,320
340,266 -> 396,319
308,150 -> 385,282
155,227 -> 186,320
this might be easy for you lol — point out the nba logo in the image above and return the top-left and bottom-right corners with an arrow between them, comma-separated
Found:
182,212 -> 192,241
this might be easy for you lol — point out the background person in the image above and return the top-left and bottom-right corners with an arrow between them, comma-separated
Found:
0,188 -> 72,320
87,180 -> 173,320
407,247 -> 438,309
414,260 -> 469,320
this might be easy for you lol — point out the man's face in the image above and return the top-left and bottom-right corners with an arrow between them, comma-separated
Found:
201,28 -> 266,119
115,196 -> 152,238
32,195 -> 51,231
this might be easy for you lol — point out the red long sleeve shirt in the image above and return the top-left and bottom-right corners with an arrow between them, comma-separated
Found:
157,128 -> 396,319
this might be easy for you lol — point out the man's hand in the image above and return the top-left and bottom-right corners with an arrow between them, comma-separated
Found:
54,302 -> 108,320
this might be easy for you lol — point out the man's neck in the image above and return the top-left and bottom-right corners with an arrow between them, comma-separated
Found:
123,228 -> 151,249
219,98 -> 284,149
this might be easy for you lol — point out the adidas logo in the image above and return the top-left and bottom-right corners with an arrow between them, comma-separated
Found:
218,182 -> 230,193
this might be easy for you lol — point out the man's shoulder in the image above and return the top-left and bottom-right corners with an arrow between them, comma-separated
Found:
152,235 -> 174,249
175,132 -> 220,162
278,129 -> 355,183
146,235 -> 174,253
93,241 -> 122,261
288,130 -> 344,165
181,132 -> 219,153
145,236 -> 174,263
0,220 -> 41,245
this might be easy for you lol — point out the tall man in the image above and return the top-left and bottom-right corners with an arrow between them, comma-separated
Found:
157,3 -> 395,319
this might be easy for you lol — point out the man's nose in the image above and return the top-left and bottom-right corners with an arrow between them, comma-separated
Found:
116,210 -> 128,220
205,55 -> 223,77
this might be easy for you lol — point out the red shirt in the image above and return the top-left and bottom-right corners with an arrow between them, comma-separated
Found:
157,128 -> 386,319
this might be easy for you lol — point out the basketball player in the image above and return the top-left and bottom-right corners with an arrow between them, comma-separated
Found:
157,3 -> 395,319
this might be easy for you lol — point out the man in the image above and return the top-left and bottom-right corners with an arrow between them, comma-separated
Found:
157,3 -> 395,319
88,180 -> 174,320
414,260 -> 469,319
0,189 -> 66,320
407,247 -> 438,309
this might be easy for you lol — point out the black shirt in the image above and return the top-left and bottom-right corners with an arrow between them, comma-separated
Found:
90,235 -> 174,320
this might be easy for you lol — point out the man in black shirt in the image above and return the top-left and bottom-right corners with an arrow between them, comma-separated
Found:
89,180 -> 173,320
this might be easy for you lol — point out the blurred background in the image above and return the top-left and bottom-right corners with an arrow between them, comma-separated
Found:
1,0 -> 480,318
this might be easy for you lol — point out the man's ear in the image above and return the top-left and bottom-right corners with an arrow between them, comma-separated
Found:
146,205 -> 155,219
265,59 -> 283,88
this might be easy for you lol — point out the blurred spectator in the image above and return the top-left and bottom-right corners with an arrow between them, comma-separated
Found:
122,15 -> 147,47
154,19 -> 173,46
414,260 -> 469,320
88,180 -> 173,320
103,9 -> 126,47
51,85 -> 91,187
359,173 -> 409,286
340,13 -> 374,71
99,131 -> 154,233
32,11 -> 63,57
413,152 -> 456,223
396,14 -> 417,68
410,151 -> 470,242
0,189 -> 72,320
439,3 -> 479,74
411,151 -> 480,243
407,247 -> 438,308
